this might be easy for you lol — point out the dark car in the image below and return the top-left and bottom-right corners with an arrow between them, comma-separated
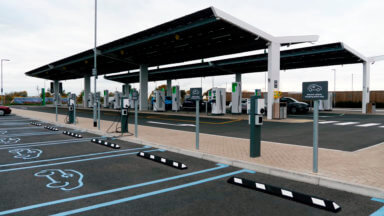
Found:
181,97 -> 206,111
0,106 -> 12,116
280,97 -> 309,114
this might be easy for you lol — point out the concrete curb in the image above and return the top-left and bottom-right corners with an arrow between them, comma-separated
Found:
15,113 -> 384,199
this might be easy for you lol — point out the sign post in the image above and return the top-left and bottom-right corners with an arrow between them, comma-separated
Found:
190,88 -> 202,150
132,91 -> 139,138
302,81 -> 328,173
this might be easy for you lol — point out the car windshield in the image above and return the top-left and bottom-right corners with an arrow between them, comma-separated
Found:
287,98 -> 299,103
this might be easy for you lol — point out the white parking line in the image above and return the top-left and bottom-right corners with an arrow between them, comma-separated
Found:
319,121 -> 339,124
356,123 -> 381,127
379,126 -> 384,128
334,122 -> 359,126
147,121 -> 195,127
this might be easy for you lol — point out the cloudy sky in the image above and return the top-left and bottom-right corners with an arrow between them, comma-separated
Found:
0,0 -> 383,96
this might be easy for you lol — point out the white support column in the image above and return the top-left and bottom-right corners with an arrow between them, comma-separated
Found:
139,65 -> 148,111
235,73 -> 241,83
167,79 -> 172,97
83,75 -> 90,108
362,62 -> 370,114
267,42 -> 281,120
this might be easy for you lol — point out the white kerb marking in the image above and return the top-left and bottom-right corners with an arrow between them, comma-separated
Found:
281,189 -> 293,198
150,155 -> 155,159
161,158 -> 166,163
234,178 -> 242,184
140,152 -> 144,156
311,198 -> 326,207
319,121 -> 339,124
334,122 -> 359,126
333,202 -> 340,209
173,162 -> 179,167
255,183 -> 266,190
356,123 -> 381,127
181,164 -> 187,168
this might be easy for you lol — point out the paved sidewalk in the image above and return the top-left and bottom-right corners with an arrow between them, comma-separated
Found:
11,108 -> 384,198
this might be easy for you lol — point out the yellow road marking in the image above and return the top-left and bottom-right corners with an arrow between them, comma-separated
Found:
145,115 -> 242,125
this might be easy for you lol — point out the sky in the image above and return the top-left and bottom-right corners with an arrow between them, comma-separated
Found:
0,0 -> 383,96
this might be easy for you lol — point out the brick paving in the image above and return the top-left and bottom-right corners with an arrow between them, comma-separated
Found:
12,108 -> 384,191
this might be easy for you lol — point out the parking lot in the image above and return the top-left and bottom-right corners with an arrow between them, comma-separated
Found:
0,114 -> 383,215
19,106 -> 384,152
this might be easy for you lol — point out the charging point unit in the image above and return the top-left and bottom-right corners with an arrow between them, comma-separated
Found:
153,90 -> 165,112
172,85 -> 180,111
249,89 -> 265,157
103,90 -> 109,108
121,96 -> 130,133
211,87 -> 226,115
231,82 -> 242,114
68,93 -> 76,124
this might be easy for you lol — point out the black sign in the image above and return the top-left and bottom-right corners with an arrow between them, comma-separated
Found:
132,91 -> 139,100
302,81 -> 328,100
190,88 -> 202,100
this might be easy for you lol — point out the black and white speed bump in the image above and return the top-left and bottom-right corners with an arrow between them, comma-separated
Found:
44,126 -> 59,131
227,177 -> 341,213
30,122 -> 42,126
91,138 -> 120,149
63,131 -> 83,138
137,152 -> 187,170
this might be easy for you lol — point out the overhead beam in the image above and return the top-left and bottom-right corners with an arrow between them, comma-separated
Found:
276,35 -> 319,44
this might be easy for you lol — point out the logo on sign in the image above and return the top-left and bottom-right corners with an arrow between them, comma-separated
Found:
307,84 -> 322,92
192,89 -> 199,95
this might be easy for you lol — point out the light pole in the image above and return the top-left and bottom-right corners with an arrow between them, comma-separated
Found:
92,0 -> 99,129
1,59 -> 10,105
332,69 -> 336,108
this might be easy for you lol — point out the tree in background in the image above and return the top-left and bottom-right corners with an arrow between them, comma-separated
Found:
4,91 -> 28,105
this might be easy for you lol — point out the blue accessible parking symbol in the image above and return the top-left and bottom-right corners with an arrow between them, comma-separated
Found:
34,169 -> 84,191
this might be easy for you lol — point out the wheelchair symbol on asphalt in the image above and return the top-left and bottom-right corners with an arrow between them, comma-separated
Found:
9,148 -> 43,160
34,169 -> 84,191
0,137 -> 21,145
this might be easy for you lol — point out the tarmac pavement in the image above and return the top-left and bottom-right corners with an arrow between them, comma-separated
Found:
0,115 -> 383,215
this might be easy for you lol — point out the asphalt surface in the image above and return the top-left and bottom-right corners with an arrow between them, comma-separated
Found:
14,106 -> 384,152
0,114 -> 382,215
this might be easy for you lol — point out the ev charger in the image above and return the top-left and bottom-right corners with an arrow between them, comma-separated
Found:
68,93 -> 76,124
103,90 -> 109,108
247,98 -> 265,115
231,82 -> 242,114
129,88 -> 136,109
248,97 -> 265,126
153,90 -> 165,112
211,88 -> 226,115
172,85 -> 181,111
113,92 -> 122,110
120,97 -> 129,133
88,92 -> 94,108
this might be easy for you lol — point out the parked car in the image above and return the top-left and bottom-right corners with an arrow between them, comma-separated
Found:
181,96 -> 206,111
228,99 -> 248,113
0,106 -> 12,116
280,97 -> 309,114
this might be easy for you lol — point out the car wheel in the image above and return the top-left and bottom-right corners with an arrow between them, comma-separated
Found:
290,107 -> 297,114
0,110 -> 4,116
